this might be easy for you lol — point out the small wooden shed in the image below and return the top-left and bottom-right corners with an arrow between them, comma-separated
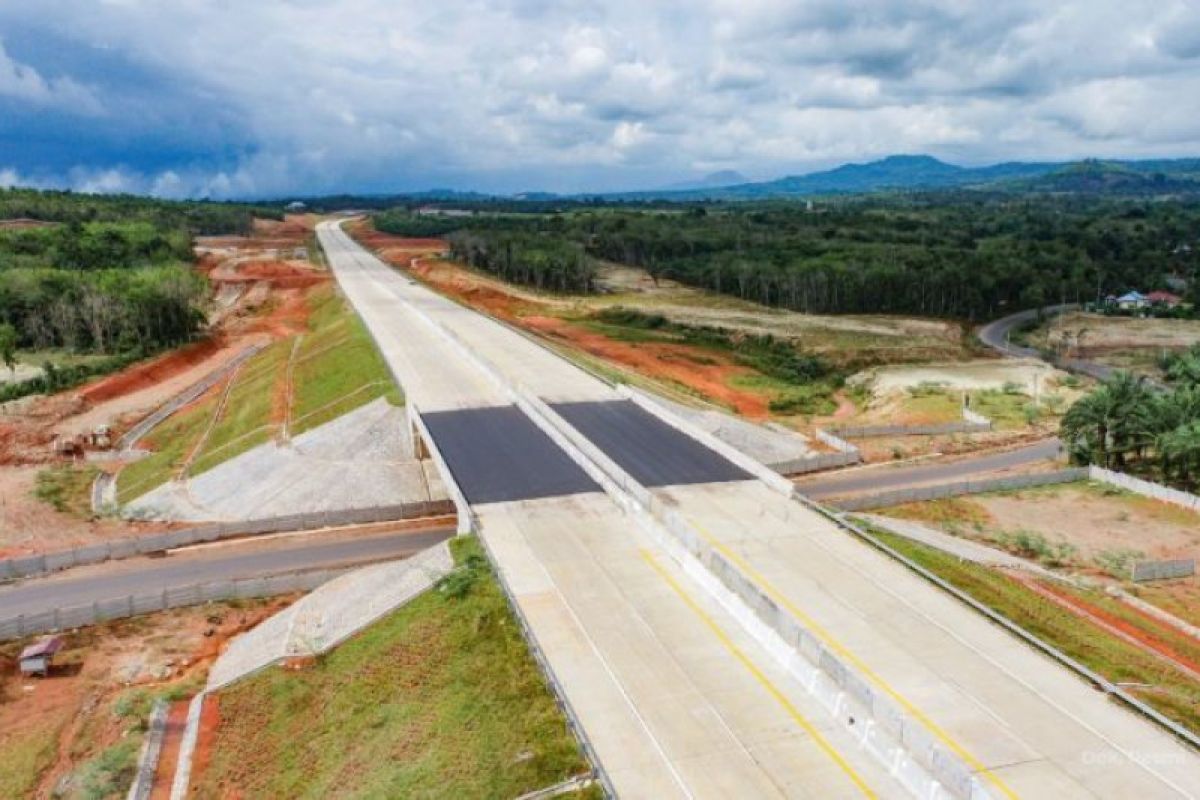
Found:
19,635 -> 64,677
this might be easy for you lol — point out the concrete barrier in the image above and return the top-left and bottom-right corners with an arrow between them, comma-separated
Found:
0,499 -> 455,585
1131,559 -> 1195,583
827,468 -> 1089,511
1088,465 -> 1200,512
0,569 -> 353,643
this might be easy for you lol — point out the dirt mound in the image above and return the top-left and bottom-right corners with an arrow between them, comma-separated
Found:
231,260 -> 328,290
253,214 -> 317,237
524,315 -> 770,417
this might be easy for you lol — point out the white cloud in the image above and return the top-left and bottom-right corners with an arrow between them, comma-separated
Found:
1,0 -> 1199,195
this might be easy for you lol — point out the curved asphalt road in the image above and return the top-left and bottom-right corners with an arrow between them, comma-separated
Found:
977,303 -> 1076,357
0,525 -> 453,618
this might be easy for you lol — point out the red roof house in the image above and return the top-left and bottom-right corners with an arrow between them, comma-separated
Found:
1146,291 -> 1183,307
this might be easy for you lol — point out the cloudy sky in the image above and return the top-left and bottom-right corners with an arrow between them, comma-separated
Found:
1,0 -> 1199,198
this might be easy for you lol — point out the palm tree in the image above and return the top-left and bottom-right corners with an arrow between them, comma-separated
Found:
1159,422 -> 1200,485
1062,372 -> 1155,467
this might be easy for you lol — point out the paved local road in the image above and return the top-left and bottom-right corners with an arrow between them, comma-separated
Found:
0,525 -> 453,618
977,303 -> 1076,357
796,438 -> 1063,498
979,303 -> 1168,388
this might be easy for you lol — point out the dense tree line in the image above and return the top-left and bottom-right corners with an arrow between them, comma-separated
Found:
0,189 -> 278,377
445,230 -> 596,293
0,221 -> 192,271
0,188 -> 280,235
0,267 -> 205,354
375,196 -> 1200,320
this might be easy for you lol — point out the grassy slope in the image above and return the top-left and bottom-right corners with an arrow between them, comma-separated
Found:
195,538 -> 597,800
117,284 -> 401,505
290,286 -> 403,435
862,525 -> 1200,734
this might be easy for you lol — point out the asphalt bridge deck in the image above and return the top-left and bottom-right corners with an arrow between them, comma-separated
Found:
552,400 -> 752,487
420,405 -> 600,504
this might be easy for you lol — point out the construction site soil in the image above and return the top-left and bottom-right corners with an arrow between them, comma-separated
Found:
0,216 -> 322,553
0,599 -> 293,800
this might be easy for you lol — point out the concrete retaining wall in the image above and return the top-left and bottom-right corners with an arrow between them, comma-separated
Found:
828,419 -> 992,438
409,404 -> 473,535
828,469 -> 1089,511
0,499 -> 454,585
206,542 -> 454,691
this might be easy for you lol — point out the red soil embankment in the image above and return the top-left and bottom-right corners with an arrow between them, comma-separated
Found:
525,315 -> 770,418
79,339 -> 224,404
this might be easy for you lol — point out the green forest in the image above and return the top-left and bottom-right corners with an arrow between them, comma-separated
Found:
375,195 -> 1200,320
0,189 -> 275,400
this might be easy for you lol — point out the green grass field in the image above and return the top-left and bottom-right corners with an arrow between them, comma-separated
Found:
116,284 -> 401,505
194,538 -> 598,799
861,524 -> 1200,734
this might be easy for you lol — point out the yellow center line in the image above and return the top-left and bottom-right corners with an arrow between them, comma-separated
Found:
687,517 -> 1020,800
639,548 -> 878,800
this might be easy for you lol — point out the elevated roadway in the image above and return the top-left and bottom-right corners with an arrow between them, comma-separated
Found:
319,221 -> 1200,798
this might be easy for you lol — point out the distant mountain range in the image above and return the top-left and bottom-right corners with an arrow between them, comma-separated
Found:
286,155 -> 1200,208
598,155 -> 1200,200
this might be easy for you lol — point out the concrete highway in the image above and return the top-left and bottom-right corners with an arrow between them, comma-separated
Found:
319,220 -> 1200,798
0,525 -> 453,618
320,221 -> 912,798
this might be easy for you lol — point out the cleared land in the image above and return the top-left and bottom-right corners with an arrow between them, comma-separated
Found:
0,599 -> 290,800
1024,311 -> 1200,378
116,283 -> 400,505
879,480 -> 1200,572
824,360 -> 1084,462
192,538 -> 598,799
861,524 -> 1200,735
